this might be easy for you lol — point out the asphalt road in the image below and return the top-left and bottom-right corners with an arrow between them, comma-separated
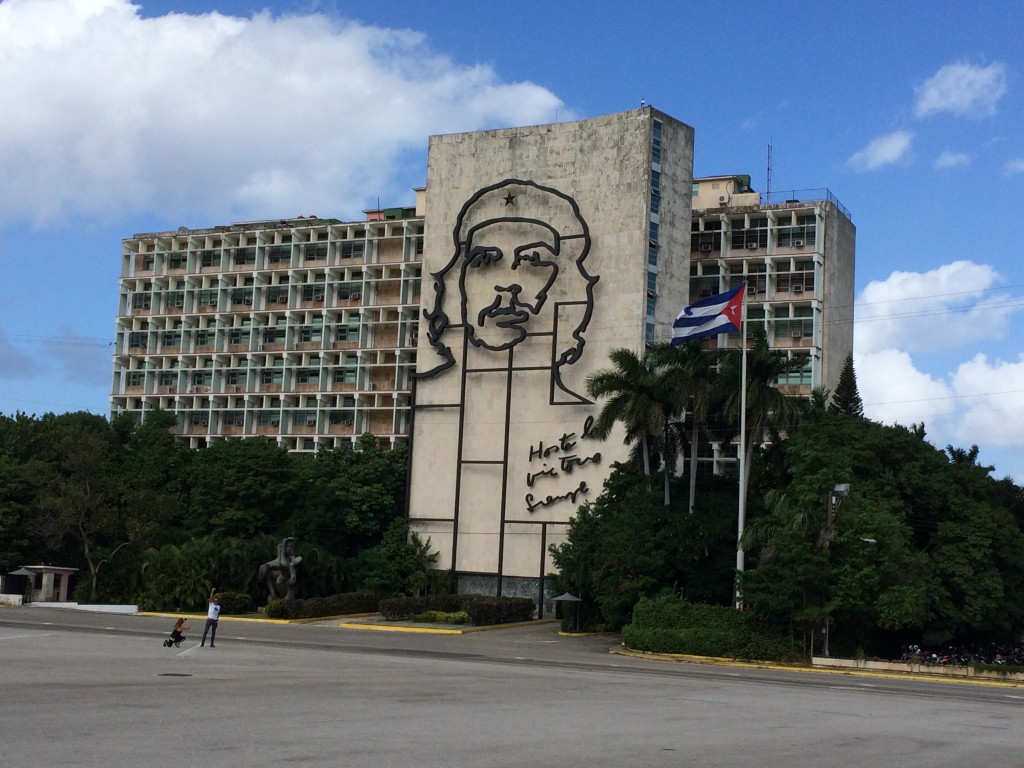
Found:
2,606 -> 1022,767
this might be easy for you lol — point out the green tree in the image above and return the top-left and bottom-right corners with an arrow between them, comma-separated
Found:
586,348 -> 677,499
32,413 -> 150,600
355,518 -> 438,596
830,353 -> 864,417
650,341 -> 718,513
184,438 -> 302,539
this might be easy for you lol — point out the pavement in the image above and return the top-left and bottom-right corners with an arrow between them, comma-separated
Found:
4,604 -> 1024,768
130,607 -> 1024,688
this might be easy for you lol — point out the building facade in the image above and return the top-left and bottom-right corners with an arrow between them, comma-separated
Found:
111,201 -> 425,451
690,175 -> 855,395
406,108 -> 694,604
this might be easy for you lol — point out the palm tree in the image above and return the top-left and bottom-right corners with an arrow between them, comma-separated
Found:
717,327 -> 806,497
586,348 -> 670,490
650,341 -> 718,514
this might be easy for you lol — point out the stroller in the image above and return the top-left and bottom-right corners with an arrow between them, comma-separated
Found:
163,618 -> 191,648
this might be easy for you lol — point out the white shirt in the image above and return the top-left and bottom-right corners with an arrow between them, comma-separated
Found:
207,602 -> 221,621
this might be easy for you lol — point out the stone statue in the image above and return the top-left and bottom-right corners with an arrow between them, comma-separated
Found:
258,537 -> 303,601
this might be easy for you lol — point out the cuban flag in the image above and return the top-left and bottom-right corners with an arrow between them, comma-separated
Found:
671,284 -> 746,346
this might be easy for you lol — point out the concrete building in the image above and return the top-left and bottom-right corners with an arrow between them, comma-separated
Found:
406,108 -> 694,605
111,202 -> 425,451
689,175 -> 855,398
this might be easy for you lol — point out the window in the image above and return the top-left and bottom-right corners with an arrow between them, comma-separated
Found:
776,356 -> 813,385
304,244 -> 327,262
168,254 -> 187,270
651,170 -> 661,197
126,371 -> 145,387
128,332 -> 147,348
299,325 -> 323,343
224,411 -> 244,426
263,328 -> 286,344
200,250 -> 217,268
228,329 -> 250,345
334,367 -> 357,384
340,241 -> 364,260
166,291 -> 184,308
647,245 -> 658,268
195,330 -> 213,346
261,369 -> 284,385
132,293 -> 151,310
268,287 -> 289,304
142,255 -> 155,271
301,285 -> 326,302
198,290 -> 218,307
296,368 -> 320,384
330,410 -> 355,425
162,331 -> 181,347
646,271 -> 657,295
648,220 -> 659,244
233,247 -> 256,266
268,246 -> 290,265
337,282 -> 361,300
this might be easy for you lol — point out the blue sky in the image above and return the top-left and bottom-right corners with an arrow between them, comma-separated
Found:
3,0 -> 1024,478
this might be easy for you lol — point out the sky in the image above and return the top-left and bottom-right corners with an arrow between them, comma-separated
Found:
3,0 -> 1024,480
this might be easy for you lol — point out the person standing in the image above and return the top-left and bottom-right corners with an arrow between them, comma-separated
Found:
200,588 -> 221,648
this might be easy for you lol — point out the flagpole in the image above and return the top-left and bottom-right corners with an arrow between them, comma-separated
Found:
735,285 -> 748,609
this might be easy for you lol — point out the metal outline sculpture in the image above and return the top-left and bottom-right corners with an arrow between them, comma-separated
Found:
415,178 -> 599,404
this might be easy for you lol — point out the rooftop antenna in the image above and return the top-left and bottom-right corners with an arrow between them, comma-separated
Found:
766,139 -> 773,203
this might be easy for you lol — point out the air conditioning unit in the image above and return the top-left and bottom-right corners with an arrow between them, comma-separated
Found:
351,293 -> 361,300
306,418 -> 316,427
718,195 -> 730,204
747,285 -> 758,294
792,239 -> 805,247
792,285 -> 804,293
746,242 -> 759,250
340,419 -> 352,426
699,243 -> 712,253
270,419 -> 280,426
200,420 -> 208,426
791,330 -> 803,338
242,296 -> 252,304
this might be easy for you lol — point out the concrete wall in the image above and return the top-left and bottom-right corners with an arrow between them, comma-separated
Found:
820,203 -> 856,392
409,108 -> 694,592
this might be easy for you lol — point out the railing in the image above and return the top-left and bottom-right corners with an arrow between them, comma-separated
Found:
763,188 -> 851,221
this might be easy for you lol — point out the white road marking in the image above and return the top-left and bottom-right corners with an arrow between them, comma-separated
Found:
0,632 -> 53,641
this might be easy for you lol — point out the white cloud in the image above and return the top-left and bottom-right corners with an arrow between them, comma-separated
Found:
1004,158 -> 1024,176
847,131 -> 913,172
934,150 -> 971,169
948,354 -> 1024,453
855,261 -> 1013,354
856,348 -> 953,427
914,62 -> 1008,118
0,0 -> 565,226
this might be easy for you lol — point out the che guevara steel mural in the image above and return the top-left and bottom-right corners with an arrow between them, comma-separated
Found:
413,178 -> 605,577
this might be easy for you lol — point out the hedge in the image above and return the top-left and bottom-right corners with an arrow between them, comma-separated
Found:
379,594 -> 535,625
264,591 -> 380,620
622,595 -> 800,663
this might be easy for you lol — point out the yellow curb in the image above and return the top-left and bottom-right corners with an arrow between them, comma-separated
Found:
339,618 -> 559,634
138,611 -> 375,625
611,646 -> 1024,688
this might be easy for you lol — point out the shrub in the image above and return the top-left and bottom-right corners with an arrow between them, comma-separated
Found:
465,596 -> 535,626
623,595 -> 800,663
380,594 -> 466,620
263,591 -> 379,620
216,591 -> 253,616
414,610 -> 469,625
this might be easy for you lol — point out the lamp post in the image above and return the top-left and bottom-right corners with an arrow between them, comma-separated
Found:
822,483 -> 850,658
